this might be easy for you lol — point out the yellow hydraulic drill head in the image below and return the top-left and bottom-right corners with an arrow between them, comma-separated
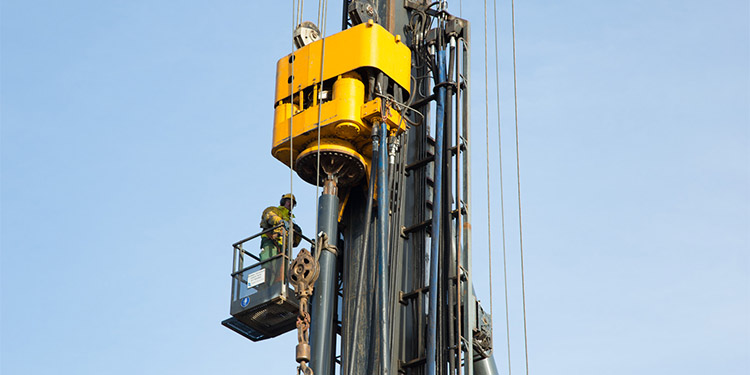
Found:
271,21 -> 411,187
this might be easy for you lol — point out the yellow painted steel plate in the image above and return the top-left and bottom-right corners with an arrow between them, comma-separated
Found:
274,22 -> 411,103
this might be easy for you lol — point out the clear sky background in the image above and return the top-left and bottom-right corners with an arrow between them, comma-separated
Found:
1,1 -> 747,374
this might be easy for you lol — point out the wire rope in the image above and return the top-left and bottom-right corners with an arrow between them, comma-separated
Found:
288,0 -> 298,259
482,0 -> 494,327
297,0 -> 304,28
316,0 -> 322,28
510,1 -> 530,374
491,0 -> 512,373
313,0 -> 328,254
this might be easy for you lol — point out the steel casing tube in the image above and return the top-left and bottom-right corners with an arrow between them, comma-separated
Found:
377,120 -> 390,374
310,192 -> 339,375
427,47 -> 447,375
474,355 -> 501,375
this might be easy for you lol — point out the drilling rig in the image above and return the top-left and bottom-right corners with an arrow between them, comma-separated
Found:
223,1 -> 500,374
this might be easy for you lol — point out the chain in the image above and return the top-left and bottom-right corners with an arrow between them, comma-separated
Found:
289,245 -> 320,375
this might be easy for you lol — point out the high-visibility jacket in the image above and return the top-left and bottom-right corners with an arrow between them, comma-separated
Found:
260,206 -> 294,245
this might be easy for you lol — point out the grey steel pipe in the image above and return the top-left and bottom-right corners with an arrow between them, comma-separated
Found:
377,120 -> 391,375
310,180 -> 339,375
427,45 -> 448,375
445,35 -> 457,375
461,26 -> 476,375
346,125 -> 379,375
474,355 -> 501,375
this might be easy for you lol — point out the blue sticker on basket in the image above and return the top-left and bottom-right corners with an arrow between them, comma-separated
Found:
240,296 -> 250,307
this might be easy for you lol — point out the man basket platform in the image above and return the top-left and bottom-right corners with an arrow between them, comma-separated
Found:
221,225 -> 313,341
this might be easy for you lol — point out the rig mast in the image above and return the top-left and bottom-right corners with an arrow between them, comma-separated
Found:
223,2 -> 500,374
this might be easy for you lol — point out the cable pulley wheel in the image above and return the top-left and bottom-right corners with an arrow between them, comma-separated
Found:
288,248 -> 319,292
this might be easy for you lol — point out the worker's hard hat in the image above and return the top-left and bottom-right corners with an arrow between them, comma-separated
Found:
281,193 -> 297,206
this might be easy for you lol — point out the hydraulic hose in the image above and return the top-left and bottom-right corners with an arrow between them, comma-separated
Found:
427,46 -> 447,375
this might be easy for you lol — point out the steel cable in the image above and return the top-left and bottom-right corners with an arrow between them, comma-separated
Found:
510,1 -> 530,374
491,0 -> 513,373
482,0 -> 495,330
297,0 -> 304,28
288,0 -> 298,261
316,0 -> 322,28
313,0 -> 328,252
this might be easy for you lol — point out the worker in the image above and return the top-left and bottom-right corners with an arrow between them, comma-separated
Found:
259,193 -> 302,262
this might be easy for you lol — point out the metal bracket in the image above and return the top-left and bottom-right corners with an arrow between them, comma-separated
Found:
424,17 -> 469,47
472,300 -> 493,356
403,0 -> 422,10
293,21 -> 321,49
361,97 -> 405,134
445,17 -> 467,38
348,0 -> 378,25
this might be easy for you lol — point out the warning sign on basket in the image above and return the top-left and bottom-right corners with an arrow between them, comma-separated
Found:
247,268 -> 266,288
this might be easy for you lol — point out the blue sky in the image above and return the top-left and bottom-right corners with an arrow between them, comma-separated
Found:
1,1 -> 747,374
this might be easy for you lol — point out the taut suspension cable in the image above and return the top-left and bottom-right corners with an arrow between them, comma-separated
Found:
510,1 -> 530,374
288,0 -> 299,258
482,0 -> 495,326
491,0 -> 512,373
313,0 -> 328,250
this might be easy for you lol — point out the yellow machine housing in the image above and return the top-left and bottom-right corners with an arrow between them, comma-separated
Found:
272,21 -> 411,187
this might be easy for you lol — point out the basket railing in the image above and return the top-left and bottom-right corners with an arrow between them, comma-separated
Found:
229,223 -> 314,303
